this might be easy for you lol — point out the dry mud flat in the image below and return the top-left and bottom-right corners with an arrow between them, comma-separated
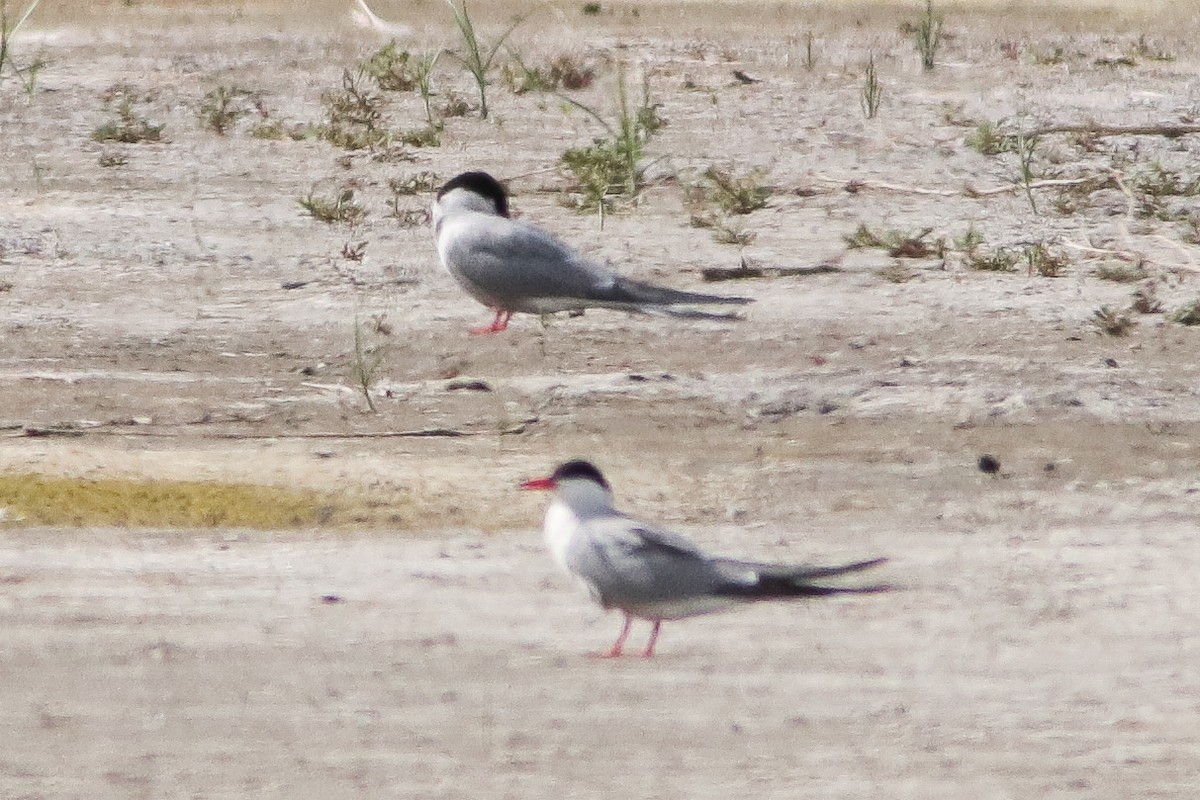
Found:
2,1 -> 1200,797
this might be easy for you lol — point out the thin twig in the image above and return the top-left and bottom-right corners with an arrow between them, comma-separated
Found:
1027,122 -> 1200,139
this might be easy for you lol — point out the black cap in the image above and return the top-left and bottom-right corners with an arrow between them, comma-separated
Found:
551,460 -> 610,489
437,171 -> 509,217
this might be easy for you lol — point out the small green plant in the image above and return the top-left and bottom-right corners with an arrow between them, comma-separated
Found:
1092,306 -> 1135,336
413,50 -> 442,126
361,41 -> 419,91
966,248 -> 1020,272
0,0 -> 44,92
92,85 -> 165,143
559,65 -> 664,210
445,0 -> 526,119
955,223 -> 985,257
319,68 -> 389,150
399,124 -> 442,147
860,53 -> 883,119
1014,126 -> 1041,214
349,319 -> 386,412
709,219 -> 756,246
1129,162 -> 1200,219
581,2 -> 602,15
913,0 -> 943,71
1024,242 -> 1067,277
845,224 -> 941,258
503,51 -> 596,94
965,121 -> 1015,155
694,166 -> 771,215
1171,299 -> 1200,326
198,85 -> 254,135
298,187 -> 368,225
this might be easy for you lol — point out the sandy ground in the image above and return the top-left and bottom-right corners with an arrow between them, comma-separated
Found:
1,1 -> 1199,797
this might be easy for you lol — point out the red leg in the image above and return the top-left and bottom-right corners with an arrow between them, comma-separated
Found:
641,620 -> 661,658
589,614 -> 632,659
469,309 -> 512,335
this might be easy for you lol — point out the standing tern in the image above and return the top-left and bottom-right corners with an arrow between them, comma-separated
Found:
432,171 -> 753,334
520,460 -> 890,658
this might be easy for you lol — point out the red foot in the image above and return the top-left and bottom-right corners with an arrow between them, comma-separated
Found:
469,309 -> 512,335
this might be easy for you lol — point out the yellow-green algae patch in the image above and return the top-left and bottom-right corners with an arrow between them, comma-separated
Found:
0,473 -> 351,528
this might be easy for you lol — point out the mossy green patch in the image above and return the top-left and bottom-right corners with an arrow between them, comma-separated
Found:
0,473 -> 347,529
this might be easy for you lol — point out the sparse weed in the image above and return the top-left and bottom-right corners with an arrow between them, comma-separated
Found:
341,240 -> 367,261
954,223 -> 984,257
695,166 -> 771,215
1092,305 -> 1135,336
1182,213 -> 1200,245
198,85 -> 254,135
1015,126 -> 1042,214
400,124 -> 442,147
1095,263 -> 1148,283
504,50 -> 596,94
1032,45 -> 1066,66
361,41 -> 419,91
560,65 -> 664,210
1171,299 -> 1200,326
912,0 -> 943,71
860,54 -> 883,119
387,172 -> 438,225
440,92 -> 473,118
966,248 -> 1020,272
320,68 -> 389,150
298,188 -> 368,225
350,318 -> 386,412
1129,162 -> 1200,219
1130,283 -> 1163,314
250,119 -> 286,140
965,121 -> 1015,155
445,0 -> 526,119
1024,242 -> 1067,277
97,150 -> 128,167
709,219 -> 756,246
845,224 -> 941,258
0,0 -> 45,92
388,171 -> 439,196
92,85 -> 165,144
879,263 -> 915,283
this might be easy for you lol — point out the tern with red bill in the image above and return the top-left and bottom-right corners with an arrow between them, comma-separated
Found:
520,460 -> 890,658
432,171 -> 752,334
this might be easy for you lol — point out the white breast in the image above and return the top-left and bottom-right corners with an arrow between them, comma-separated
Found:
543,500 -> 581,575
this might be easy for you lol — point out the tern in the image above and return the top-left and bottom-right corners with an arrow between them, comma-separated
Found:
520,460 -> 890,658
432,171 -> 753,334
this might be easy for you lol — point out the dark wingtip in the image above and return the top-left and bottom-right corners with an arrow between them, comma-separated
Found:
550,459 -> 610,490
438,171 -> 510,217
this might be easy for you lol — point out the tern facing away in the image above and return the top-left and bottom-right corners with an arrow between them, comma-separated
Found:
432,171 -> 753,334
521,460 -> 890,658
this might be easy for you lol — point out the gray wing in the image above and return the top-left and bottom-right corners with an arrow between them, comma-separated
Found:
443,215 -> 618,309
445,216 -> 752,314
564,516 -> 739,610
